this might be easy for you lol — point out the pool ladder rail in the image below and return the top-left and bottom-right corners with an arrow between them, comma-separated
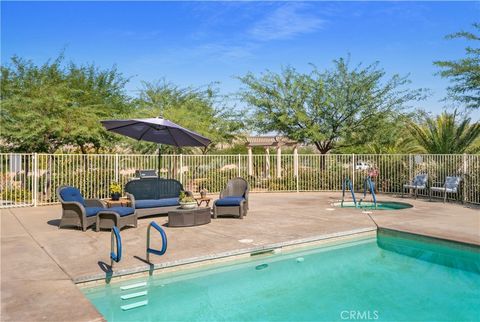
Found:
341,176 -> 377,208
110,226 -> 122,268
105,222 -> 168,311
359,176 -> 377,208
341,177 -> 357,207
146,221 -> 168,263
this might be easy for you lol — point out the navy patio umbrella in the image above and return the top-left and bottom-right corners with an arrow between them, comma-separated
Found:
101,117 -> 211,175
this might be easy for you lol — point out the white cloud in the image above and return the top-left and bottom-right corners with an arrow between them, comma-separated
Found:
249,3 -> 325,41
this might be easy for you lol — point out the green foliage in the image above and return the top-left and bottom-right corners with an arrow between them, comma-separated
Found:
131,80 -> 242,154
0,187 -> 32,203
407,110 -> 480,154
434,23 -> 480,109
238,57 -> 423,154
179,191 -> 195,203
197,169 -> 238,193
109,182 -> 122,194
335,114 -> 423,154
0,54 -> 132,153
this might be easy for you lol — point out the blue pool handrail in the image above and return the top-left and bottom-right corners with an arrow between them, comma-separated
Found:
341,177 -> 357,207
110,226 -> 122,267
146,221 -> 168,263
360,176 -> 377,208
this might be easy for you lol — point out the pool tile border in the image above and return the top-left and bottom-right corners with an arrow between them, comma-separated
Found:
76,227 -> 376,287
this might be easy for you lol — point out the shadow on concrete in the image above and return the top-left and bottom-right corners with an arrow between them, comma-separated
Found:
134,256 -> 154,276
98,261 -> 113,283
47,219 -> 61,227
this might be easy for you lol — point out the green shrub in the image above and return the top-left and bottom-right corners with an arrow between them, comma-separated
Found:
1,188 -> 32,203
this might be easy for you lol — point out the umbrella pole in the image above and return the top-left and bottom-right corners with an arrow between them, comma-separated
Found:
157,144 -> 162,178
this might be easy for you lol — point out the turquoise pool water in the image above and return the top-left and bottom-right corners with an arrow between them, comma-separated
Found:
335,201 -> 413,210
83,230 -> 480,321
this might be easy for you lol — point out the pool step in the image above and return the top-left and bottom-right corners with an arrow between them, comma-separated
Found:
121,291 -> 148,300
120,300 -> 148,311
120,282 -> 147,291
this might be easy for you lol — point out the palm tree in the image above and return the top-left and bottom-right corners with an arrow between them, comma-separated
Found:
408,110 -> 480,154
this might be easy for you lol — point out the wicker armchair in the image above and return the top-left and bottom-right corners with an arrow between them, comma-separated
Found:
57,186 -> 137,231
57,186 -> 106,231
213,177 -> 249,219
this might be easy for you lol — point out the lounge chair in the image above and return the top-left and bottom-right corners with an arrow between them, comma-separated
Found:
429,176 -> 462,203
213,177 -> 249,219
57,186 -> 137,231
402,174 -> 428,199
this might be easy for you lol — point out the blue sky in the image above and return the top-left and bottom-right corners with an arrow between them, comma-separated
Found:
2,1 -> 479,116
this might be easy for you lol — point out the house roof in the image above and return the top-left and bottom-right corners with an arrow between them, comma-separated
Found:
245,136 -> 298,147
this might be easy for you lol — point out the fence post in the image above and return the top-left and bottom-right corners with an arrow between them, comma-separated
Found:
33,153 -> 38,207
463,153 -> 468,204
409,153 -> 413,179
294,147 -> 299,192
276,147 -> 282,178
238,154 -> 241,177
265,149 -> 270,179
247,147 -> 253,176
351,153 -> 355,189
180,154 -> 184,185
114,154 -> 119,182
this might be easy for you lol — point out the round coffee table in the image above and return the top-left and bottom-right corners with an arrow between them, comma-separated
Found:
168,207 -> 211,227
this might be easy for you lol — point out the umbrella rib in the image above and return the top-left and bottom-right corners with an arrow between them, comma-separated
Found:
166,127 -> 180,147
138,125 -> 154,141
102,121 -> 143,131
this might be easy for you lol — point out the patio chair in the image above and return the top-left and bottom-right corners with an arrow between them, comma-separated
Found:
57,186 -> 137,231
213,177 -> 249,219
429,176 -> 462,203
402,174 -> 428,199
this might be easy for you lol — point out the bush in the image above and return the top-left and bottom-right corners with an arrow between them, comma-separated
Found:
0,188 -> 32,203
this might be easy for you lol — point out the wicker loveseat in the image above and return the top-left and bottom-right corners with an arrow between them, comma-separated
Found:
125,178 -> 192,218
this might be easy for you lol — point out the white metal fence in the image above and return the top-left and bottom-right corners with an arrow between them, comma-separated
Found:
1,153 -> 479,208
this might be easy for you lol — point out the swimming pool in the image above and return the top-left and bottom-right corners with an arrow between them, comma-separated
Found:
83,230 -> 480,321
335,201 -> 413,210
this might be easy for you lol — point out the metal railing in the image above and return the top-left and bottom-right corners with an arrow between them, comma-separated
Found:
1,153 -> 479,208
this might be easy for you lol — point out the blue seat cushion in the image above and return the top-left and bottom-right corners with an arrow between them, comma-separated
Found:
105,207 -> 135,217
215,196 -> 245,207
85,207 -> 104,217
135,198 -> 179,209
60,186 -> 86,206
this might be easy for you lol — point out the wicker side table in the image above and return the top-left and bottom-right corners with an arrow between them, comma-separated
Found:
104,197 -> 131,208
168,207 -> 211,227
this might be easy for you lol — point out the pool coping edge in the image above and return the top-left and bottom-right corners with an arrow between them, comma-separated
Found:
75,227 -> 377,287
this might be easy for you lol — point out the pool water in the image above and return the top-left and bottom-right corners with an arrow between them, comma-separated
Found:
335,201 -> 413,210
83,230 -> 480,321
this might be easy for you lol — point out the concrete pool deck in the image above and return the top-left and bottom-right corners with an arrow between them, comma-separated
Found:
1,192 -> 479,321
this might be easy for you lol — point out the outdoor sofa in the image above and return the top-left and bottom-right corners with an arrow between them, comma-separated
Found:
213,177 -> 249,219
124,178 -> 193,218
57,186 -> 137,231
